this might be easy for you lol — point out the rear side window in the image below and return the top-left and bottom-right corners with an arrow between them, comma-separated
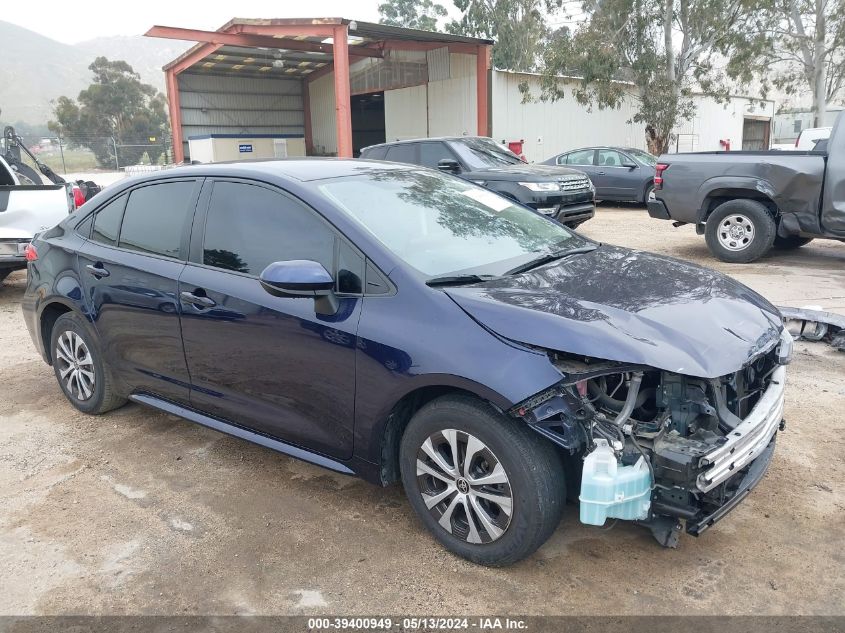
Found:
385,144 -> 417,165
202,181 -> 335,276
563,149 -> 595,166
119,181 -> 195,259
90,194 -> 127,246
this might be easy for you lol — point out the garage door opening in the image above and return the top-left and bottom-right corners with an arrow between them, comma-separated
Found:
351,92 -> 385,157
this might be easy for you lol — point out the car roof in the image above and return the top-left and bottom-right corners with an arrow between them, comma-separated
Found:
117,158 -> 413,185
362,136 -> 491,151
561,146 -> 641,153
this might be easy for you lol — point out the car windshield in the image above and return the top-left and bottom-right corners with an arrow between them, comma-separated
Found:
448,138 -> 524,169
627,148 -> 658,166
317,168 -> 585,277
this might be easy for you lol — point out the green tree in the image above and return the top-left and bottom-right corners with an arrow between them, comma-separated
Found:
49,57 -> 169,168
447,0 -> 563,72
535,0 -> 770,153
378,0 -> 448,30
763,0 -> 845,126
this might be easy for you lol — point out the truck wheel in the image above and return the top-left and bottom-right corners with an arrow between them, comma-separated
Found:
0,270 -> 9,285
643,183 -> 655,204
774,235 -> 814,249
705,200 -> 776,263
399,395 -> 566,567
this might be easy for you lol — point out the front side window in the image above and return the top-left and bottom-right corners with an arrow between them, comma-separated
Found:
419,142 -> 454,168
597,149 -> 626,167
317,168 -> 586,277
202,181 -> 335,277
90,194 -> 127,246
119,181 -> 195,258
384,144 -> 417,165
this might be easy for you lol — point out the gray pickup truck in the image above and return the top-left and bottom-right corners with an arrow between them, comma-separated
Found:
647,113 -> 844,262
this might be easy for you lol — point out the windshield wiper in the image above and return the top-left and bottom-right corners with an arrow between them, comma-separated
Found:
425,274 -> 498,287
505,245 -> 598,276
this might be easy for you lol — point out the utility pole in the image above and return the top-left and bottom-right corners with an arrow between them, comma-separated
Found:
111,136 -> 120,171
57,136 -> 67,175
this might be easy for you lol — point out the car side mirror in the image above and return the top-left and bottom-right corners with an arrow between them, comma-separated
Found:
259,260 -> 338,315
622,162 -> 637,169
437,159 -> 461,174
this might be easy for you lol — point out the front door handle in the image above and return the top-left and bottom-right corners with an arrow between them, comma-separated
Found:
86,263 -> 110,278
180,291 -> 216,309
597,171 -> 606,175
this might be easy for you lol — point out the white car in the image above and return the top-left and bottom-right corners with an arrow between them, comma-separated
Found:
795,126 -> 832,150
0,155 -> 75,283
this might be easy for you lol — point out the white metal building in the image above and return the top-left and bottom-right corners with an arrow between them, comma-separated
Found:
772,106 -> 843,144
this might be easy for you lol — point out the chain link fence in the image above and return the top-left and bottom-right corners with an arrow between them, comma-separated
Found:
26,135 -> 172,176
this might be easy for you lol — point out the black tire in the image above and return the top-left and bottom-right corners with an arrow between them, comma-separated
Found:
399,395 -> 566,567
50,313 -> 126,415
0,270 -> 10,284
642,183 -> 655,204
704,199 -> 777,263
774,235 -> 814,249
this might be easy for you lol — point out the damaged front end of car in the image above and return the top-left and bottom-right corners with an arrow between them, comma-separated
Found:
510,329 -> 792,547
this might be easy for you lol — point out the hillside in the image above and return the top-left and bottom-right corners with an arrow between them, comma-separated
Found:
0,21 -> 189,125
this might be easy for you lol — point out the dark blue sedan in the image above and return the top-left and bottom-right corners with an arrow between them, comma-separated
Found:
22,160 -> 790,566
542,146 -> 658,203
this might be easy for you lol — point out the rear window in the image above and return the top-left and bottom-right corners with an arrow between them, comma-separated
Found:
118,181 -> 195,259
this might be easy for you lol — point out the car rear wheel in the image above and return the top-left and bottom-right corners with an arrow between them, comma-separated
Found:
704,199 -> 776,263
774,235 -> 814,249
50,313 -> 126,415
399,395 -> 566,567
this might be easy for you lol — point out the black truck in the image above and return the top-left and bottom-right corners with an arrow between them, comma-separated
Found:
647,112 -> 845,262
360,136 -> 596,227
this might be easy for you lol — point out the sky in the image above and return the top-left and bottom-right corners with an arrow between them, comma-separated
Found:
5,0 -> 384,44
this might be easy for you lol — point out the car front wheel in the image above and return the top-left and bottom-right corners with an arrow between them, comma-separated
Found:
399,395 -> 566,567
50,313 -> 126,415
704,199 -> 777,263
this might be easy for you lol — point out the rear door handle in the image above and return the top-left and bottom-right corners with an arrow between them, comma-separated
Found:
180,291 -> 216,309
597,171 -> 606,175
85,263 -> 110,278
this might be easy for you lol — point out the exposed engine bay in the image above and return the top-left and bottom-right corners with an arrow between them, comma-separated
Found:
513,329 -> 791,547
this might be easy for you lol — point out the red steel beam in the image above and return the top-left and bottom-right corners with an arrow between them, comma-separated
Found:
333,25 -> 353,158
164,69 -> 184,163
228,23 -> 338,38
147,26 -> 381,64
476,45 -> 491,136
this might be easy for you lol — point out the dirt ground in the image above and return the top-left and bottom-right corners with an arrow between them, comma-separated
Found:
1,205 -> 843,616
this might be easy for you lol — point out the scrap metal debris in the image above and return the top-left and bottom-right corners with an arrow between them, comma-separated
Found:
779,305 -> 845,351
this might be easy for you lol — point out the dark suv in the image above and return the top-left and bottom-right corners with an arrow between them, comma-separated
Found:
23,159 -> 789,566
360,136 -> 595,227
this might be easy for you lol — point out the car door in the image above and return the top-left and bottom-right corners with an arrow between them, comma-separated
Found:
178,179 -> 363,459
76,179 -> 201,403
594,149 -> 639,200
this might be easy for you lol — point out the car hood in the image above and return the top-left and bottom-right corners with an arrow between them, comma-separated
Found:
465,164 -> 588,181
445,245 -> 783,378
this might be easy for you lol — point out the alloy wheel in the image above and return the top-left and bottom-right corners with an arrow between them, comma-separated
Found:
416,429 -> 513,544
54,331 -> 95,401
718,214 -> 756,251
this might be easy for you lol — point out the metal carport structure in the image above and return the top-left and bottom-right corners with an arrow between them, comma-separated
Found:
147,18 -> 493,162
